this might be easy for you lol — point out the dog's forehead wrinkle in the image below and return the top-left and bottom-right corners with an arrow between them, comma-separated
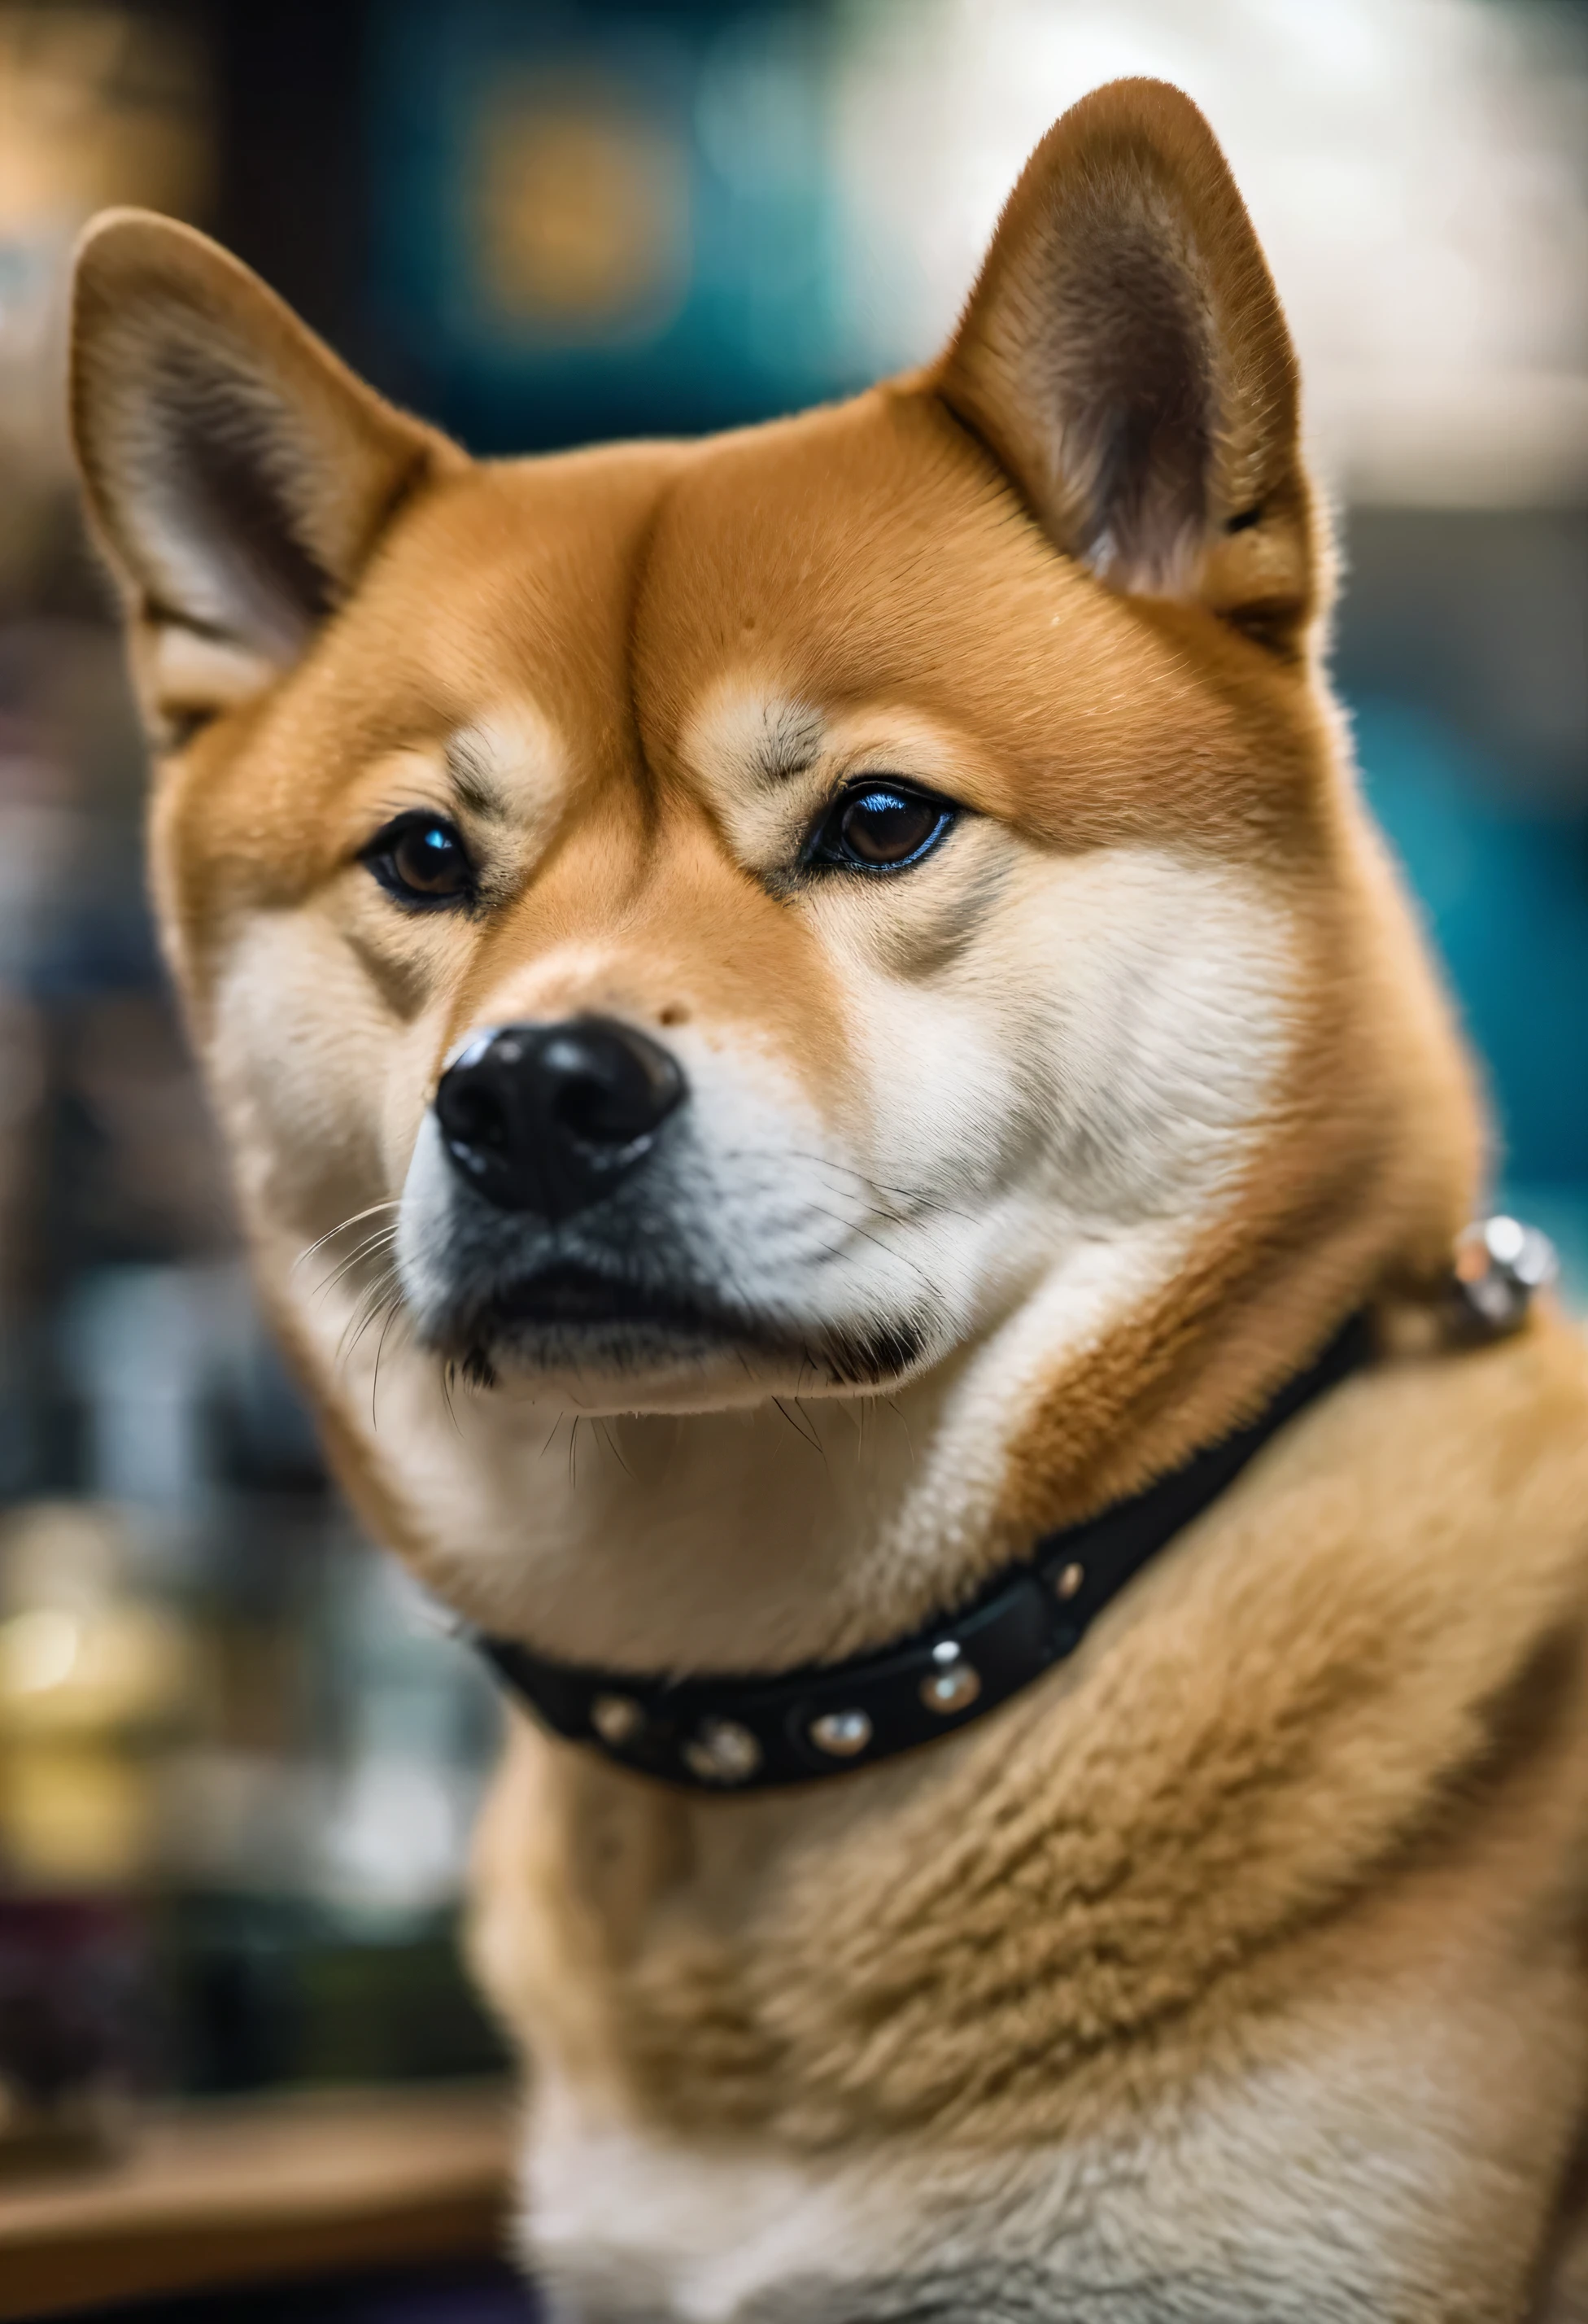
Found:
441,708 -> 567,819
443,727 -> 504,818
683,681 -> 830,793
753,699 -> 826,784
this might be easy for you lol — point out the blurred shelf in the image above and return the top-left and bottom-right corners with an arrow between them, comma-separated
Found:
0,2080 -> 517,2319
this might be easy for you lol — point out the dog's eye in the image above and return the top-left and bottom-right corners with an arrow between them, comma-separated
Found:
809,784 -> 955,872
362,812 -> 475,908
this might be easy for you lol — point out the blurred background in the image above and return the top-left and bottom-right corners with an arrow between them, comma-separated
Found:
0,0 -> 1584,2165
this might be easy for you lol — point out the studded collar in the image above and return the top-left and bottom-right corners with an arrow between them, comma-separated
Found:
467,1220 -> 1555,1794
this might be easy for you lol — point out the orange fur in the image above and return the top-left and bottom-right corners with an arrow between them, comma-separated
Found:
70,77 -> 1588,2324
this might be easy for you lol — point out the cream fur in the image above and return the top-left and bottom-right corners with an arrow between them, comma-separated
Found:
68,74 -> 1588,2324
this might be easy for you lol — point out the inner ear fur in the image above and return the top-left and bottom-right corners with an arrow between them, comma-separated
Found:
937,79 -> 1319,649
70,209 -> 459,745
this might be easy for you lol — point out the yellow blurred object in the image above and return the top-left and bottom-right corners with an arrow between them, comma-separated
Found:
0,1502 -> 194,1888
0,6 -> 209,236
475,85 -> 690,336
0,1606 -> 78,1695
0,1601 -> 193,1739
0,5 -> 212,487
2,1742 -> 153,1887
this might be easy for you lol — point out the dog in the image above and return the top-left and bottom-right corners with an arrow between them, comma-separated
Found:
68,76 -> 1588,2324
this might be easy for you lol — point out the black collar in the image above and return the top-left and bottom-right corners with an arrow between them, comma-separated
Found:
471,1312 -> 1375,1793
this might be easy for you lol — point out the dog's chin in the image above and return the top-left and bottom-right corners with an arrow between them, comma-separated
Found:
423,1262 -> 930,1407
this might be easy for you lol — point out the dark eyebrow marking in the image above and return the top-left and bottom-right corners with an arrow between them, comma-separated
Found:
444,728 -> 506,819
748,702 -> 825,784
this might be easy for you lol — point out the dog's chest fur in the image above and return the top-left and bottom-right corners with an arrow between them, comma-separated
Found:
524,2028 -> 1546,2324
471,1324 -> 1588,2324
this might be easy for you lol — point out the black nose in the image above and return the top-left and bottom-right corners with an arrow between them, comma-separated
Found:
434,1016 -> 686,1220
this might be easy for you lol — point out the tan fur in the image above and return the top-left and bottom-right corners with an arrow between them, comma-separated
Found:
69,77 -> 1588,2323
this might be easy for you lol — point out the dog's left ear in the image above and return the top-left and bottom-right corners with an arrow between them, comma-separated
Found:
69,209 -> 460,749
938,79 -> 1317,650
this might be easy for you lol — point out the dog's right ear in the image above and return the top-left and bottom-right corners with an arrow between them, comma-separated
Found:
937,80 -> 1318,653
70,211 -> 458,749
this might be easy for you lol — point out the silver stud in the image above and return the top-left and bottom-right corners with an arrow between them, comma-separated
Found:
1054,1562 -> 1084,1601
591,1692 -> 643,1747
682,1718 -> 762,1784
919,1640 -> 982,1716
1453,1215 -> 1559,1338
809,1708 -> 873,1758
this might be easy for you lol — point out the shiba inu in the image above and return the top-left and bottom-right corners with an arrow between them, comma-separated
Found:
69,76 -> 1588,2324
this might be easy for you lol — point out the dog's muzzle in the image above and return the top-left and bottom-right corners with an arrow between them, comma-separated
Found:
435,1016 -> 685,1223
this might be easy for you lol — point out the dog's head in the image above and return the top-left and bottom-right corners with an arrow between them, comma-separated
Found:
68,81 -> 1480,1634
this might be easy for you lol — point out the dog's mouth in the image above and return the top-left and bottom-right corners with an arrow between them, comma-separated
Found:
445,1260 -> 764,1383
489,1263 -> 743,1339
441,1260 -> 930,1391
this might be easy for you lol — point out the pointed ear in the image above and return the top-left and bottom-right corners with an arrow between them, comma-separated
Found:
937,80 -> 1319,651
69,210 -> 460,748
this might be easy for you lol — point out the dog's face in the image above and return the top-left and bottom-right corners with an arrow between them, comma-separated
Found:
69,83 -> 1477,1637
142,406 -> 1311,1420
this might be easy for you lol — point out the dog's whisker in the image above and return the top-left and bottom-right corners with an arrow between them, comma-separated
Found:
369,1295 -> 410,1429
781,1150 -> 977,1226
317,1252 -> 399,1324
312,1225 -> 400,1304
335,1266 -> 405,1372
710,1142 -> 971,1227
805,1205 -> 940,1299
596,1417 -> 634,1478
771,1395 -> 823,1457
438,1361 -> 463,1435
293,1198 -> 401,1273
